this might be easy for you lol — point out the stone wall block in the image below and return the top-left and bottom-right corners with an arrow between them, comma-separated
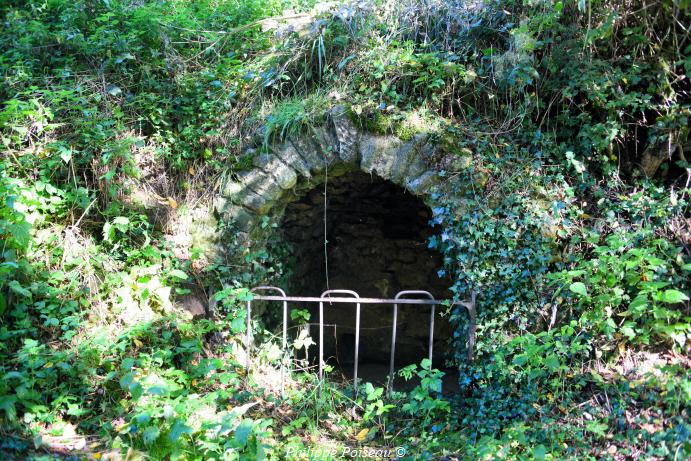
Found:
253,153 -> 298,190
224,204 -> 255,231
218,171 -> 272,213
401,154 -> 429,181
221,179 -> 244,199
214,196 -> 228,213
418,138 -> 439,160
311,125 -> 340,166
359,134 -> 403,179
405,170 -> 439,196
215,194 -> 256,231
239,190 -> 270,213
328,105 -> 360,163
390,133 -> 428,182
290,135 -> 327,173
273,142 -> 312,179
239,169 -> 282,201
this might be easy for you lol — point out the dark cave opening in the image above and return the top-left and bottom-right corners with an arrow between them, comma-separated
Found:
280,171 -> 456,387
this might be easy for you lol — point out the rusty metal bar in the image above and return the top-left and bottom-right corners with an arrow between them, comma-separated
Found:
247,286 -> 288,397
249,294 -> 472,307
388,290 -> 435,394
319,289 -> 360,394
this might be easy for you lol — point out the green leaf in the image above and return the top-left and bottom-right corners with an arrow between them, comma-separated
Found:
585,421 -> 608,437
628,295 -> 648,311
113,216 -> 129,226
662,290 -> 689,304
8,280 -> 31,299
121,357 -> 135,371
143,426 -> 160,445
102,221 -> 114,242
147,385 -> 168,396
621,324 -> 636,340
545,355 -> 560,372
169,420 -> 193,442
569,282 -> 588,297
533,444 -> 546,461
234,419 -> 254,447
512,354 -> 528,367
338,54 -> 356,70
230,316 -> 245,334
134,412 -> 151,424
59,147 -> 72,163
169,269 -> 188,280
0,395 -> 17,421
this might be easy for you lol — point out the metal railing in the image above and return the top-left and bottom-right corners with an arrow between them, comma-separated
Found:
244,288 -> 476,396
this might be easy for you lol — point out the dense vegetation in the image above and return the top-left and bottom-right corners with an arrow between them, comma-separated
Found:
1,0 -> 689,460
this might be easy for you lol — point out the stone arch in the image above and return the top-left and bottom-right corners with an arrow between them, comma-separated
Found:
215,106 -> 444,236
214,112 -> 458,378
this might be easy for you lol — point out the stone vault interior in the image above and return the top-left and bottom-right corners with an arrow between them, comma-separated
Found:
279,170 -> 453,381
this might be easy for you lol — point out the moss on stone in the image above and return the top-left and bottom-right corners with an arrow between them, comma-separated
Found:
348,106 -> 442,141
347,105 -> 397,136
236,148 -> 259,172
394,110 -> 440,141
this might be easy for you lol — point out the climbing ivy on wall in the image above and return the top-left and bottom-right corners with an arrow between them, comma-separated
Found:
430,140 -> 558,352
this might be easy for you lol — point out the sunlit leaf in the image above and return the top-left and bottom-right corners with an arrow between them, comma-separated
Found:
662,290 -> 689,304
569,282 -> 587,297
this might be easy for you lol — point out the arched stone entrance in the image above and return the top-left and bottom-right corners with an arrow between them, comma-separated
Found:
215,106 -> 457,383
215,106 -> 444,236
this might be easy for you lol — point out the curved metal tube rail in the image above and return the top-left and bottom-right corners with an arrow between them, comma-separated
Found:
388,290 -> 435,394
319,289 -> 361,395
244,288 -> 476,396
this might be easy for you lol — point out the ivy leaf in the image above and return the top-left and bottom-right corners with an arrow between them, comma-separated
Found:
169,420 -> 193,442
234,419 -> 254,447
662,290 -> 689,304
569,282 -> 588,297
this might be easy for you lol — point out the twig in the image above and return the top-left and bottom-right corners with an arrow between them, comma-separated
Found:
72,198 -> 98,229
